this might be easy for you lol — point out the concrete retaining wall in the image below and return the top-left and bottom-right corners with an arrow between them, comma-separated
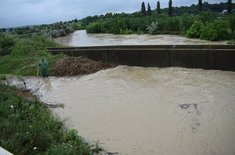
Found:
48,45 -> 235,71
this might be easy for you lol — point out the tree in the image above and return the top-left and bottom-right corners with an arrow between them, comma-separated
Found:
198,0 -> 202,12
228,0 -> 232,14
147,21 -> 158,34
157,1 -> 161,15
147,3 -> 152,16
141,2 -> 146,15
168,0 -> 172,16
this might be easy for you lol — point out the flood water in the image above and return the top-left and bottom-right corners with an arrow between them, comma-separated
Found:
25,66 -> 235,155
55,30 -> 227,46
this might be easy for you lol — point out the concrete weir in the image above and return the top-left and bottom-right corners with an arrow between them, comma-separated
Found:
48,45 -> 235,71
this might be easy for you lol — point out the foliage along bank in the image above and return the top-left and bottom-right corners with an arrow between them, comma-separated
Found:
82,1 -> 235,41
0,83 -> 99,155
0,32 -> 65,76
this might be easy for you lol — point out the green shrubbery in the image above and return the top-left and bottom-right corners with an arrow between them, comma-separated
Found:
200,20 -> 230,41
0,33 -> 16,55
0,32 -> 64,76
187,14 -> 232,41
0,52 -> 64,76
186,20 -> 204,38
0,84 -> 92,155
84,11 -> 234,41
0,33 -> 58,56
11,39 -> 35,56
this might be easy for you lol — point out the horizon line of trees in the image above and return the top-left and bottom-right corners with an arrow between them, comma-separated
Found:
84,1 -> 235,41
0,0 -> 234,41
140,0 -> 233,16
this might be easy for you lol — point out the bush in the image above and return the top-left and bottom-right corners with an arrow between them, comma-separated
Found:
11,40 -> 34,56
196,12 -> 216,24
120,29 -> 134,34
86,23 -> 101,33
31,35 -> 58,49
186,20 -> 204,38
146,21 -> 158,34
200,20 -> 230,41
0,33 -> 15,56
179,14 -> 195,32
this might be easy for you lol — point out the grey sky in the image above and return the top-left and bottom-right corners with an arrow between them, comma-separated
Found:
0,0 -> 227,28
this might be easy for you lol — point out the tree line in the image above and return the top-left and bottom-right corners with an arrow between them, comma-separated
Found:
0,0 -> 234,41
140,0 -> 233,16
83,1 -> 235,41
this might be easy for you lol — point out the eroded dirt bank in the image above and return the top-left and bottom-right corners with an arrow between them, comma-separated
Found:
24,66 -> 235,155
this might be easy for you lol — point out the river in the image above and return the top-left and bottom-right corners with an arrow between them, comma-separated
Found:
55,30 -> 227,46
24,66 -> 235,155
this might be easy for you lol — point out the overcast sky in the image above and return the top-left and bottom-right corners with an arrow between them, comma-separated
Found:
0,0 -> 227,28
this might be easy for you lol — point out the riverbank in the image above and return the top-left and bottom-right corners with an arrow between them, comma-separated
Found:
0,83 -> 93,155
0,33 -> 112,154
0,53 -> 113,77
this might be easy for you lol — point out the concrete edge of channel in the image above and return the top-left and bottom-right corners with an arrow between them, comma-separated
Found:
0,147 -> 13,155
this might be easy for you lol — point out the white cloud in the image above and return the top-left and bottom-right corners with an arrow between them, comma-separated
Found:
0,0 -> 227,28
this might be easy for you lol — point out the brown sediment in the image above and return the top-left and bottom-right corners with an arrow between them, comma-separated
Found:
51,56 -> 114,76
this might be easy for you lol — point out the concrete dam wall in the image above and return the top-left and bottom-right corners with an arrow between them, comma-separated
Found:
48,45 -> 235,71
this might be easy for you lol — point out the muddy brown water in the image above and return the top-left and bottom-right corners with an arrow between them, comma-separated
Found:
24,66 -> 235,155
55,30 -> 227,46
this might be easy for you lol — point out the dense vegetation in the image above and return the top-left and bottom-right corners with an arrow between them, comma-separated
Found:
84,12 -> 235,41
0,20 -> 81,38
81,1 -> 235,41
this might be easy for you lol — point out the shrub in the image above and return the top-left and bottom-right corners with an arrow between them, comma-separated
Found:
31,35 -> 58,49
186,20 -> 204,38
146,21 -> 158,34
86,23 -> 101,33
196,12 -> 216,24
0,33 -> 16,56
200,20 -> 230,41
11,40 -> 34,56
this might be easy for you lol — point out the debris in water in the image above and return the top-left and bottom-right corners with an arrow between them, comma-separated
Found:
51,56 -> 115,76
179,103 -> 198,110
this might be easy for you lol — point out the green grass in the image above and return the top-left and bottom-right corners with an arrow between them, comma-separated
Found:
0,51 -> 65,76
0,84 -> 92,155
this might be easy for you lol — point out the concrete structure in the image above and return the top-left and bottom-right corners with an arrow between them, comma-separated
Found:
0,147 -> 13,155
48,45 -> 235,71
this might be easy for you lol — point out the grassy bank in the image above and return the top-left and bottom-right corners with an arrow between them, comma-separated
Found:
0,33 -> 100,154
0,32 -> 66,76
0,84 -> 94,155
0,52 -> 64,76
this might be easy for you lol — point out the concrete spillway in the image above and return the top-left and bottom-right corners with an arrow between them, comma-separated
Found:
48,45 -> 235,71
